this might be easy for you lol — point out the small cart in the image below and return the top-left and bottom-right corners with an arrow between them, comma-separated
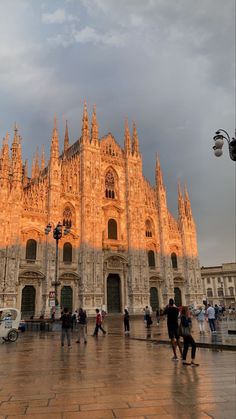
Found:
0,308 -> 21,342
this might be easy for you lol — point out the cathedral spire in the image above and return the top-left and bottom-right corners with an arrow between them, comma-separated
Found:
31,154 -> 36,178
13,123 -> 19,144
184,183 -> 193,219
64,120 -> 69,152
1,133 -> 10,178
50,115 -> 59,159
34,147 -> 40,178
23,159 -> 28,186
155,154 -> 164,187
41,144 -> 45,170
124,119 -> 131,154
81,101 -> 89,144
132,122 -> 139,155
91,105 -> 99,144
178,182 -> 185,219
11,125 -> 22,182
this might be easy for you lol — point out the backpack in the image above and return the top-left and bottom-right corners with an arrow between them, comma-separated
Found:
62,314 -> 72,328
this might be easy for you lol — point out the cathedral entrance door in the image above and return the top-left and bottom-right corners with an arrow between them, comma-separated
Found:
174,287 -> 182,307
107,274 -> 121,313
150,287 -> 159,311
61,286 -> 73,312
21,285 -> 36,318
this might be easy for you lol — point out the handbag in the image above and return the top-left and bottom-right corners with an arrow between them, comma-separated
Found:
178,323 -> 190,337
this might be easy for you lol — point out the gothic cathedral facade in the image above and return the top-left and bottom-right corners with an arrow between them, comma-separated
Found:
0,104 -> 203,317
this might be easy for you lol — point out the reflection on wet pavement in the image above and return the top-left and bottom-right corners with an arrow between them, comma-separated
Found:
0,316 -> 235,418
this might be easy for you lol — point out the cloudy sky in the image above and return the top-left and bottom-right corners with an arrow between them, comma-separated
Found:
0,0 -> 235,266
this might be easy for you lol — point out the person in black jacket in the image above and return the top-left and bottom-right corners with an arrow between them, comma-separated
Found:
124,309 -> 130,333
76,308 -> 87,344
60,307 -> 72,348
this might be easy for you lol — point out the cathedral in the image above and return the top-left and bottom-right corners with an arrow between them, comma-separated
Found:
0,104 -> 203,317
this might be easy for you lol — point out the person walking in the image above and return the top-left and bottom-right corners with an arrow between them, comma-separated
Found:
164,298 -> 183,361
195,306 -> 206,333
207,303 -> 216,333
124,309 -> 130,333
92,309 -> 107,336
145,306 -> 152,328
76,308 -> 87,344
180,306 -> 199,366
60,307 -> 72,348
156,308 -> 160,325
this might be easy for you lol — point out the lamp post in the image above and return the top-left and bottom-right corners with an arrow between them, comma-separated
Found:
212,129 -> 236,161
220,279 -> 225,307
45,222 -> 70,311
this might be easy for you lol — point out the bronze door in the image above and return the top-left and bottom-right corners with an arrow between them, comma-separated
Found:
174,287 -> 182,307
150,287 -> 159,310
107,274 -> 121,313
61,286 -> 73,312
21,285 -> 36,318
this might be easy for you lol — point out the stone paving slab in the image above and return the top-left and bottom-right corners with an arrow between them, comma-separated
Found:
0,317 -> 235,418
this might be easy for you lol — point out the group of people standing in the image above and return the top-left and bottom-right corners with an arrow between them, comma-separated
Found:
60,307 -> 108,348
60,300 -> 223,367
195,303 -> 219,334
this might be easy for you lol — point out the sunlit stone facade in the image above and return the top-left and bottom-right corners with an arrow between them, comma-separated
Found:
0,105 -> 203,316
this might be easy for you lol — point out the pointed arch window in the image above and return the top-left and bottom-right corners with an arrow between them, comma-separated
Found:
148,250 -> 155,268
108,219 -> 117,240
145,220 -> 152,237
63,242 -> 72,263
105,170 -> 115,199
63,207 -> 72,228
26,239 -> 37,261
171,252 -> 178,269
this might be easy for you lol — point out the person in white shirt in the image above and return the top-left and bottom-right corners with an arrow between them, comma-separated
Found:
207,303 -> 216,333
195,306 -> 206,333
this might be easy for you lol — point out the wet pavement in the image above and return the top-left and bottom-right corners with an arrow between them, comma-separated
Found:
0,316 -> 235,419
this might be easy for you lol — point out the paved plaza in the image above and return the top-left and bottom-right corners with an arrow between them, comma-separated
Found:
0,317 -> 235,419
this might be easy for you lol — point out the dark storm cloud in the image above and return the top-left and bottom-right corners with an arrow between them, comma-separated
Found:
0,0 -> 235,265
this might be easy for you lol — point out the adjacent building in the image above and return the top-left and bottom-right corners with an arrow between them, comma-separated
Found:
201,263 -> 236,307
0,104 -> 203,317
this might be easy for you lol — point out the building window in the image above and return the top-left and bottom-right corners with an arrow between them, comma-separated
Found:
108,219 -> 117,240
207,278 -> 211,284
218,288 -> 223,297
105,170 -> 115,199
145,220 -> 152,237
63,242 -> 72,263
171,253 -> 178,269
63,207 -> 72,228
207,288 -> 213,297
229,287 -> 234,296
26,239 -> 37,261
148,250 -> 155,268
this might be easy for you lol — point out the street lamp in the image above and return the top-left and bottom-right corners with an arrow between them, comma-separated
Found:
45,222 -> 70,309
212,129 -> 236,161
220,279 -> 225,307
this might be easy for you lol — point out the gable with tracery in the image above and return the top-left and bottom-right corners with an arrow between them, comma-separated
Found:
100,134 -> 123,161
